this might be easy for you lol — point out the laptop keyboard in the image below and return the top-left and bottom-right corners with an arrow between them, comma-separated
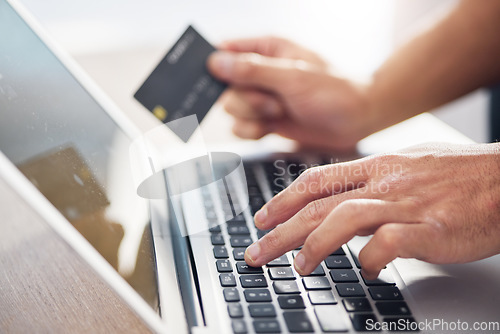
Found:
204,160 -> 416,333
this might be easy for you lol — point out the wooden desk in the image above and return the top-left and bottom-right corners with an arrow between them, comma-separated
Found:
0,175 -> 151,333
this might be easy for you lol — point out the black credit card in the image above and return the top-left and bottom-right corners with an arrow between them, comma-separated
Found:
134,25 -> 227,142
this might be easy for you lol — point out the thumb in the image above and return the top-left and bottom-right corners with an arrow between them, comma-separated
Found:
207,51 -> 310,93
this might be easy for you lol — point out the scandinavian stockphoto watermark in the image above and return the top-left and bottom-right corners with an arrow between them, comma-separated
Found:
271,158 -> 404,195
365,318 -> 500,332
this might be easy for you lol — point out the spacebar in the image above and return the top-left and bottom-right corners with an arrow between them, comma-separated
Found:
314,305 -> 349,332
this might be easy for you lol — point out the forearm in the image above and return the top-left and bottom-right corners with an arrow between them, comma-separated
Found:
367,0 -> 500,133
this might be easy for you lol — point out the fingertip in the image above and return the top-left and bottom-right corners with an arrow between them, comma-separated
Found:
244,241 -> 261,266
206,52 -> 219,75
293,252 -> 308,275
207,51 -> 218,67
254,207 -> 268,228
358,249 -> 383,280
243,252 -> 255,266
207,51 -> 235,80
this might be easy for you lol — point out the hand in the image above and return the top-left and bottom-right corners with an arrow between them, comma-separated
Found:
207,37 -> 376,152
243,142 -> 500,279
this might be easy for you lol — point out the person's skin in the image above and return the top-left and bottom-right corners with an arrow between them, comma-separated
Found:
206,0 -> 500,279
208,37 -> 373,152
207,0 -> 500,152
247,142 -> 500,280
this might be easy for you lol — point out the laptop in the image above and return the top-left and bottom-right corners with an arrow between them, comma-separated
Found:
1,0 -> 500,333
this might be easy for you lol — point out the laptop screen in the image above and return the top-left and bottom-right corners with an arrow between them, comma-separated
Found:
0,1 -> 158,310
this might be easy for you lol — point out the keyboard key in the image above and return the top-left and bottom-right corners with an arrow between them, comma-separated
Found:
232,319 -> 248,334
228,225 -> 250,235
308,290 -> 337,305
231,236 -> 253,247
369,286 -> 403,300
330,269 -> 358,283
213,245 -> 229,259
237,262 -> 264,274
208,224 -> 221,233
283,311 -> 314,333
248,304 -> 276,317
228,214 -> 247,223
302,276 -> 331,290
314,305 -> 349,332
273,281 -> 300,294
343,297 -> 372,312
350,313 -> 379,331
233,248 -> 246,261
361,269 -> 395,286
245,163 -> 258,174
228,303 -> 244,318
376,301 -> 411,316
227,220 -> 247,228
219,273 -> 236,287
216,259 -> 232,273
224,288 -> 240,302
268,267 -> 295,280
350,254 -> 362,269
249,191 -> 265,204
305,265 -> 325,276
278,295 -> 305,309
264,162 -> 285,195
336,283 -> 365,297
330,247 -> 345,256
240,275 -> 268,288
244,289 -> 272,302
250,196 -> 265,214
266,255 -> 290,267
253,319 -> 281,333
324,256 -> 352,269
211,233 -> 225,245
247,185 -> 261,196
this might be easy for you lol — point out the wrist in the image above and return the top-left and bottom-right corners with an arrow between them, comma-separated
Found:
362,77 -> 392,136
364,65 -> 431,134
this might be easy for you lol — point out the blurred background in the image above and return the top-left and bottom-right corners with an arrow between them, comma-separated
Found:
19,0 -> 489,143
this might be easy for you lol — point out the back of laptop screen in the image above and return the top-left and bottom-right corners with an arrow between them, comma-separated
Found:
0,0 -> 158,310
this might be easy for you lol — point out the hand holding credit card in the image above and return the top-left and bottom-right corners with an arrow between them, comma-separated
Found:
134,26 -> 227,142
